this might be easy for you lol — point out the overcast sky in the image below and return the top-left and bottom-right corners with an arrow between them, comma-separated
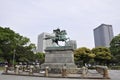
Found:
0,0 -> 120,48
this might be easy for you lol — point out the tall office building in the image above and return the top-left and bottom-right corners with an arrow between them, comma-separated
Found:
94,24 -> 114,47
37,32 -> 53,53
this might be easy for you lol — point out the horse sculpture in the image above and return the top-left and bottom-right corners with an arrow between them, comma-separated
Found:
45,28 -> 69,46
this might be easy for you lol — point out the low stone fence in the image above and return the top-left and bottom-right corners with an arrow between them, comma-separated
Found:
3,65 -> 109,79
96,65 -> 109,79
3,65 -> 87,76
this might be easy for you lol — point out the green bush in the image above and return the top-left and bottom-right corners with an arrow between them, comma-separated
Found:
109,66 -> 120,70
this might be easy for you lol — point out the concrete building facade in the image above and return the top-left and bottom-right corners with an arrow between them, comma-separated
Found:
65,40 -> 77,50
94,24 -> 114,47
37,32 -> 53,53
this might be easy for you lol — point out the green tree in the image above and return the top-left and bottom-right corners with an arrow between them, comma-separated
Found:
15,44 -> 35,62
110,34 -> 120,65
74,47 -> 95,66
0,27 -> 17,65
34,52 -> 45,64
0,26 -> 35,66
92,47 -> 112,65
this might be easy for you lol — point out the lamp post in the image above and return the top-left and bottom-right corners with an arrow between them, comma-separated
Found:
12,49 -> 16,69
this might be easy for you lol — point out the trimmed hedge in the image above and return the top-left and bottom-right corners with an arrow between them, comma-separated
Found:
109,66 -> 120,70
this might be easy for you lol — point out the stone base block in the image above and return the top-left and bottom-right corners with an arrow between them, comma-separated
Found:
41,63 -> 80,73
41,46 -> 77,73
41,63 -> 77,69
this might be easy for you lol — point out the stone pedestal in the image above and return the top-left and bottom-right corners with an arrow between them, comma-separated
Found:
29,65 -> 34,75
15,65 -> 20,74
44,67 -> 49,77
4,65 -> 8,73
81,66 -> 88,78
103,67 -> 109,78
62,66 -> 67,77
41,46 -> 77,72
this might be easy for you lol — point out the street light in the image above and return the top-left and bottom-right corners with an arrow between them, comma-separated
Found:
12,49 -> 15,68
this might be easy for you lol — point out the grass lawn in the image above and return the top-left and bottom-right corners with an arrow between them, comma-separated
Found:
0,67 -> 4,71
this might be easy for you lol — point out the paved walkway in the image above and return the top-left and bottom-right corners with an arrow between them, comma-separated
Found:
0,70 -> 120,80
109,70 -> 120,80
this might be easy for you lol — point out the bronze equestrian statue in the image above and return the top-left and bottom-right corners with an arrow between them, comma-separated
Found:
45,28 -> 69,46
